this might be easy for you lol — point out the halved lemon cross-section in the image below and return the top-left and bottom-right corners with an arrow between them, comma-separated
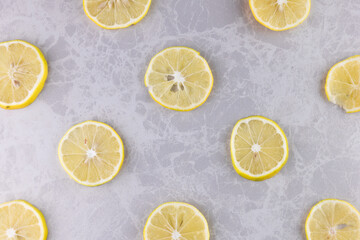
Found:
58,121 -> 124,187
230,116 -> 289,181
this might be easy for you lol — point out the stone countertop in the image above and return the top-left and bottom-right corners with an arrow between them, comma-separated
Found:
1,0 -> 360,239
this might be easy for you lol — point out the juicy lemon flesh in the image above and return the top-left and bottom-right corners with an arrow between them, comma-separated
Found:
250,0 -> 310,31
145,203 -> 209,240
326,56 -> 360,112
306,200 -> 360,240
59,122 -> 123,186
0,201 -> 46,240
232,117 -> 287,180
0,41 -> 44,107
84,0 -> 150,28
146,47 -> 213,111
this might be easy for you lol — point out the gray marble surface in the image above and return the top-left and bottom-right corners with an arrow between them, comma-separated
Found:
1,0 -> 360,239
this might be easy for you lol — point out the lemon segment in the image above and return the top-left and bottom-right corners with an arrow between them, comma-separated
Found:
325,55 -> 360,113
0,40 -> 48,110
230,116 -> 289,181
145,47 -> 213,111
0,200 -> 47,240
144,202 -> 210,240
83,0 -> 151,29
58,121 -> 124,187
305,199 -> 360,240
249,0 -> 311,31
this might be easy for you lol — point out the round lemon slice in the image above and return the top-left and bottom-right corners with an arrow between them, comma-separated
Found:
230,116 -> 289,181
325,55 -> 360,113
0,40 -> 48,110
83,0 -> 151,29
144,202 -> 210,240
0,200 -> 47,240
145,47 -> 213,111
58,121 -> 125,187
249,0 -> 311,31
306,199 -> 360,240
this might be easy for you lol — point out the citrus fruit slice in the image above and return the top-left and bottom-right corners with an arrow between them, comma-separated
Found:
0,200 -> 47,240
306,199 -> 360,240
230,116 -> 289,181
58,120 -> 124,187
83,0 -> 152,29
0,40 -> 48,110
325,55 -> 360,113
144,202 -> 210,240
145,47 -> 213,111
249,0 -> 311,31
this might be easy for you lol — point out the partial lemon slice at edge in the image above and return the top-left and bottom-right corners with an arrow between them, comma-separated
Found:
249,0 -> 311,31
0,40 -> 48,110
305,199 -> 360,240
143,202 -> 210,240
83,0 -> 152,29
0,200 -> 47,240
325,55 -> 360,113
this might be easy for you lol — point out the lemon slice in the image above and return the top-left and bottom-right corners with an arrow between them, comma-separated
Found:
144,202 -> 210,240
325,55 -> 360,113
58,120 -> 124,187
230,116 -> 289,181
0,40 -> 48,110
249,0 -> 311,31
306,199 -> 360,240
145,47 -> 214,111
83,0 -> 151,29
0,200 -> 47,240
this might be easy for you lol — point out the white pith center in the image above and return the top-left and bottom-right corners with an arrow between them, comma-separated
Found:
172,230 -> 181,240
251,144 -> 261,153
8,63 -> 21,88
173,71 -> 185,83
87,149 -> 97,159
277,0 -> 287,10
6,228 -> 16,238
329,227 -> 336,235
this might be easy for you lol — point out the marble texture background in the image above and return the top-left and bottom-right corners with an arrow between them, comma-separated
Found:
1,0 -> 360,239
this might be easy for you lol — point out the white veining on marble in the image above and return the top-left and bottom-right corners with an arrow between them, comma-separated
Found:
1,0 -> 360,239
